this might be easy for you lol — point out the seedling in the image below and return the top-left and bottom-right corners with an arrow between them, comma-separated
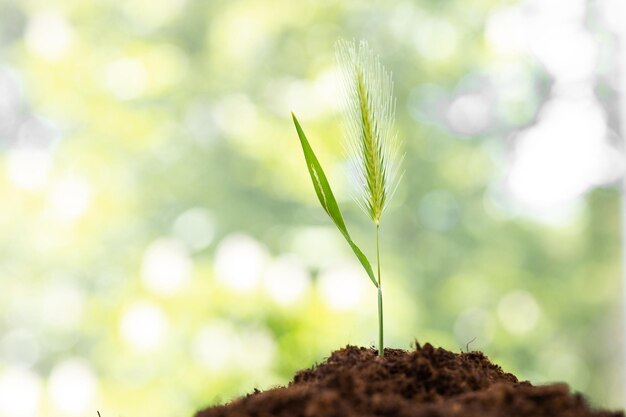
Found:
292,40 -> 402,356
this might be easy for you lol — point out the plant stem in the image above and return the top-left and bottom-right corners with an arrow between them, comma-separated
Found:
376,223 -> 383,356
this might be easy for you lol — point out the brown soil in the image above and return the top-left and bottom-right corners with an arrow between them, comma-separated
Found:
195,342 -> 623,417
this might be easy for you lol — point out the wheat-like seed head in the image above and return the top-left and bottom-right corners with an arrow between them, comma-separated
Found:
336,39 -> 402,224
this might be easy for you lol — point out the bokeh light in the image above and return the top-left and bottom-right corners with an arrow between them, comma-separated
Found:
48,359 -> 98,416
141,238 -> 193,296
214,233 -> 269,292
318,262 -> 368,311
47,175 -> 93,221
6,148 -> 51,190
0,367 -> 42,417
497,290 -> 541,335
25,12 -> 73,61
262,254 -> 310,306
172,207 -> 215,251
119,301 -> 169,352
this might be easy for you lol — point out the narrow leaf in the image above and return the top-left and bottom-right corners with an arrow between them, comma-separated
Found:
292,113 -> 378,288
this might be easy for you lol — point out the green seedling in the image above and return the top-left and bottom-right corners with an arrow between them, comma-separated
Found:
292,40 -> 402,356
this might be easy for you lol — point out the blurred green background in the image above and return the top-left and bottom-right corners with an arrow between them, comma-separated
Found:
1,0 -> 625,416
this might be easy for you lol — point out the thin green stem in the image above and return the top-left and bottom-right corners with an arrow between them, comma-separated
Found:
376,223 -> 383,356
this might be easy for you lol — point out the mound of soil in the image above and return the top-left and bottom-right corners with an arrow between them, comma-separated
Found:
195,342 -> 623,417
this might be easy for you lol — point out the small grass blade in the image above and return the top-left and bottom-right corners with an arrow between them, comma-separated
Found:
292,113 -> 378,288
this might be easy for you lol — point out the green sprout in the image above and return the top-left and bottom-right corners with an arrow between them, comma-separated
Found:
292,40 -> 402,356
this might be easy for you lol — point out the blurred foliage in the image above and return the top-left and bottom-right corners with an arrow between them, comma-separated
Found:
0,0 -> 623,416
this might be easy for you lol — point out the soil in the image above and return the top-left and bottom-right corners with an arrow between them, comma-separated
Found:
195,342 -> 624,417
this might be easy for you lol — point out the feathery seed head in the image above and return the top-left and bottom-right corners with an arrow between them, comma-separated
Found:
336,39 -> 402,224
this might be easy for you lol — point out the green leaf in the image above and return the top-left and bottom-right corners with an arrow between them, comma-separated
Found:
292,113 -> 378,288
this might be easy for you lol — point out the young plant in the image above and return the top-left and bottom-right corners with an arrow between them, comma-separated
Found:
292,40 -> 402,356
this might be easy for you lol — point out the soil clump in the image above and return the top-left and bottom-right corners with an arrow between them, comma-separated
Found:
195,342 -> 623,417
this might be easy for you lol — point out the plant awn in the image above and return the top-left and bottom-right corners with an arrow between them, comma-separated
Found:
292,40 -> 402,356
